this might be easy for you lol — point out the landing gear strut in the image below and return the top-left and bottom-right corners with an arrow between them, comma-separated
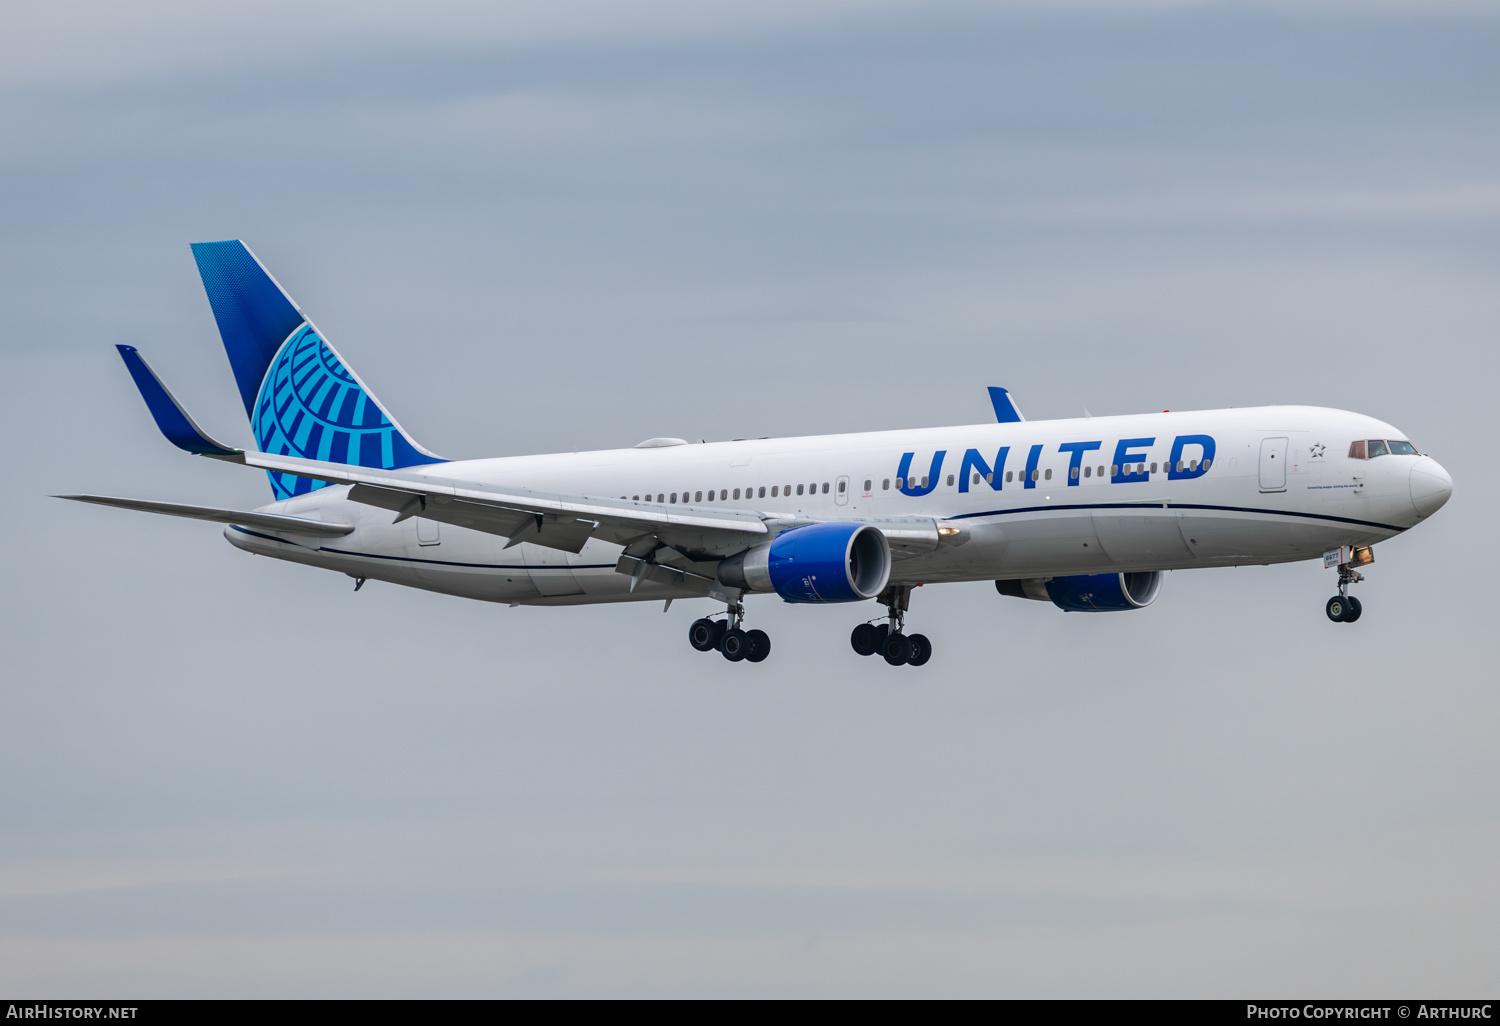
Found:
689,601 -> 770,663
1326,553 -> 1366,623
851,585 -> 931,666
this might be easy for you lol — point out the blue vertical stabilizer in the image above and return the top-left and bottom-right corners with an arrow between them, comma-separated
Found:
988,386 -> 1025,423
190,240 -> 443,498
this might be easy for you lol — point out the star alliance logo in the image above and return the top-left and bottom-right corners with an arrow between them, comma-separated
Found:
1310,443 -> 1326,459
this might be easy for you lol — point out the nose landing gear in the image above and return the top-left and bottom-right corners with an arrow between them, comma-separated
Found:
689,601 -> 770,663
1325,548 -> 1369,623
851,585 -> 931,666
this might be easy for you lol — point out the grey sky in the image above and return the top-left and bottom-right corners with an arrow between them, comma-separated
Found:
2,0 -> 1497,996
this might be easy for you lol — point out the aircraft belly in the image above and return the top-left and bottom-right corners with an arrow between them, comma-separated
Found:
1093,509 -> 1194,564
989,513 -> 1106,576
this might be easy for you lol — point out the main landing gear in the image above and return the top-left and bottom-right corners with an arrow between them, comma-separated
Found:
1326,549 -> 1369,623
688,601 -> 770,663
851,584 -> 931,667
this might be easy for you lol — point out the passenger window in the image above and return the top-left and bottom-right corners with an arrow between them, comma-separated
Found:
895,478 -> 904,489
921,476 -> 929,488
863,479 -> 871,491
1111,465 -> 1118,476
657,493 -> 664,503
771,486 -> 779,497
695,491 -> 702,502
1189,460 -> 1198,471
972,473 -> 980,485
733,488 -> 740,499
838,481 -> 845,493
1348,440 -> 1367,459
1176,461 -> 1184,472
1150,463 -> 1157,474
1083,466 -> 1091,478
1070,467 -> 1079,480
985,473 -> 993,483
1005,471 -> 1013,482
796,484 -> 804,496
670,493 -> 678,503
758,486 -> 766,498
882,479 -> 890,490
1030,469 -> 1039,482
1389,440 -> 1419,455
946,475 -> 954,487
1201,459 -> 1210,471
632,494 -> 639,500
784,484 -> 791,495
1044,468 -> 1052,480
824,482 -> 831,494
1367,440 -> 1389,458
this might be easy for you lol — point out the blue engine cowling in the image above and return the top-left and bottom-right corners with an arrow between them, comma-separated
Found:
717,522 -> 891,603
995,572 -> 1163,612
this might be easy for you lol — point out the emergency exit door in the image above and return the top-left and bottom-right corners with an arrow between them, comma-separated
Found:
1259,437 -> 1288,492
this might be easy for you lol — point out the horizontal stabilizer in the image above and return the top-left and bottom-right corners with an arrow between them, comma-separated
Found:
116,345 -> 242,457
988,386 -> 1024,423
55,494 -> 353,537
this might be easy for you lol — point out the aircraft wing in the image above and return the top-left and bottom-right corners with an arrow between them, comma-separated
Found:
56,494 -> 354,537
235,450 -> 769,558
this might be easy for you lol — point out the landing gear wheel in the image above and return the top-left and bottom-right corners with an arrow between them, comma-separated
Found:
882,632 -> 912,666
689,618 -> 721,651
906,633 -> 932,666
745,629 -> 771,663
1326,596 -> 1349,622
851,623 -> 880,656
721,628 -> 749,662
1344,596 -> 1362,623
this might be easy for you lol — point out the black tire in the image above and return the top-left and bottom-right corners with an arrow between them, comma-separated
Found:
721,628 -> 749,662
1344,596 -> 1362,623
710,619 -> 728,648
688,618 -> 719,651
906,633 -> 932,666
1326,596 -> 1348,622
746,629 -> 771,663
851,623 -> 880,656
882,632 -> 912,666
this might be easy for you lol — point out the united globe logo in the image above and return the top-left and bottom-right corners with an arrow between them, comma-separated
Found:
252,324 -> 406,499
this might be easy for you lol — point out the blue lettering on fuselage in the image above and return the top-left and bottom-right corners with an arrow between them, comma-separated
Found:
1168,434 -> 1215,480
958,447 -> 1010,492
897,451 -> 946,496
1112,437 -> 1153,483
895,434 -> 1216,496
1058,441 -> 1103,486
1022,444 -> 1043,489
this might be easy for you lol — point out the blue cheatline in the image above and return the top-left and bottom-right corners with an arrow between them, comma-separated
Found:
191,239 -> 443,498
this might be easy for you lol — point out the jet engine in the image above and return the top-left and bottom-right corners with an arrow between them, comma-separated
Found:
995,572 -> 1163,612
719,522 -> 891,603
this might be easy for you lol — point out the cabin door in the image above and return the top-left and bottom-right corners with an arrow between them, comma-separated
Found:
1259,437 -> 1288,492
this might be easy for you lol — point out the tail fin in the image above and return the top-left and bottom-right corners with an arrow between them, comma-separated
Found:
190,240 -> 443,499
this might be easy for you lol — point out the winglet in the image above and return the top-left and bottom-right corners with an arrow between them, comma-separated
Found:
116,345 -> 242,457
988,386 -> 1024,423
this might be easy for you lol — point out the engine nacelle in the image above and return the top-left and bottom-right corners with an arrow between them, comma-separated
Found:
718,522 -> 891,603
995,571 -> 1163,612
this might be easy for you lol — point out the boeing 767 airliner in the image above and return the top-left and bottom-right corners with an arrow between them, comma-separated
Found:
61,241 -> 1454,666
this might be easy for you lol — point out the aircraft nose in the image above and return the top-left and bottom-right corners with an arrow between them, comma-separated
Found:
1409,457 -> 1453,519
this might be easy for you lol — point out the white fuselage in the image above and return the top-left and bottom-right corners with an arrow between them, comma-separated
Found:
225,405 -> 1446,606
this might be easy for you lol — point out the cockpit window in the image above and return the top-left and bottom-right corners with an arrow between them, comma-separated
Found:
1349,439 -> 1418,459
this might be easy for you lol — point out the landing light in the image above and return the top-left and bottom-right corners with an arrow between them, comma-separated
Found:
937,526 -> 961,537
